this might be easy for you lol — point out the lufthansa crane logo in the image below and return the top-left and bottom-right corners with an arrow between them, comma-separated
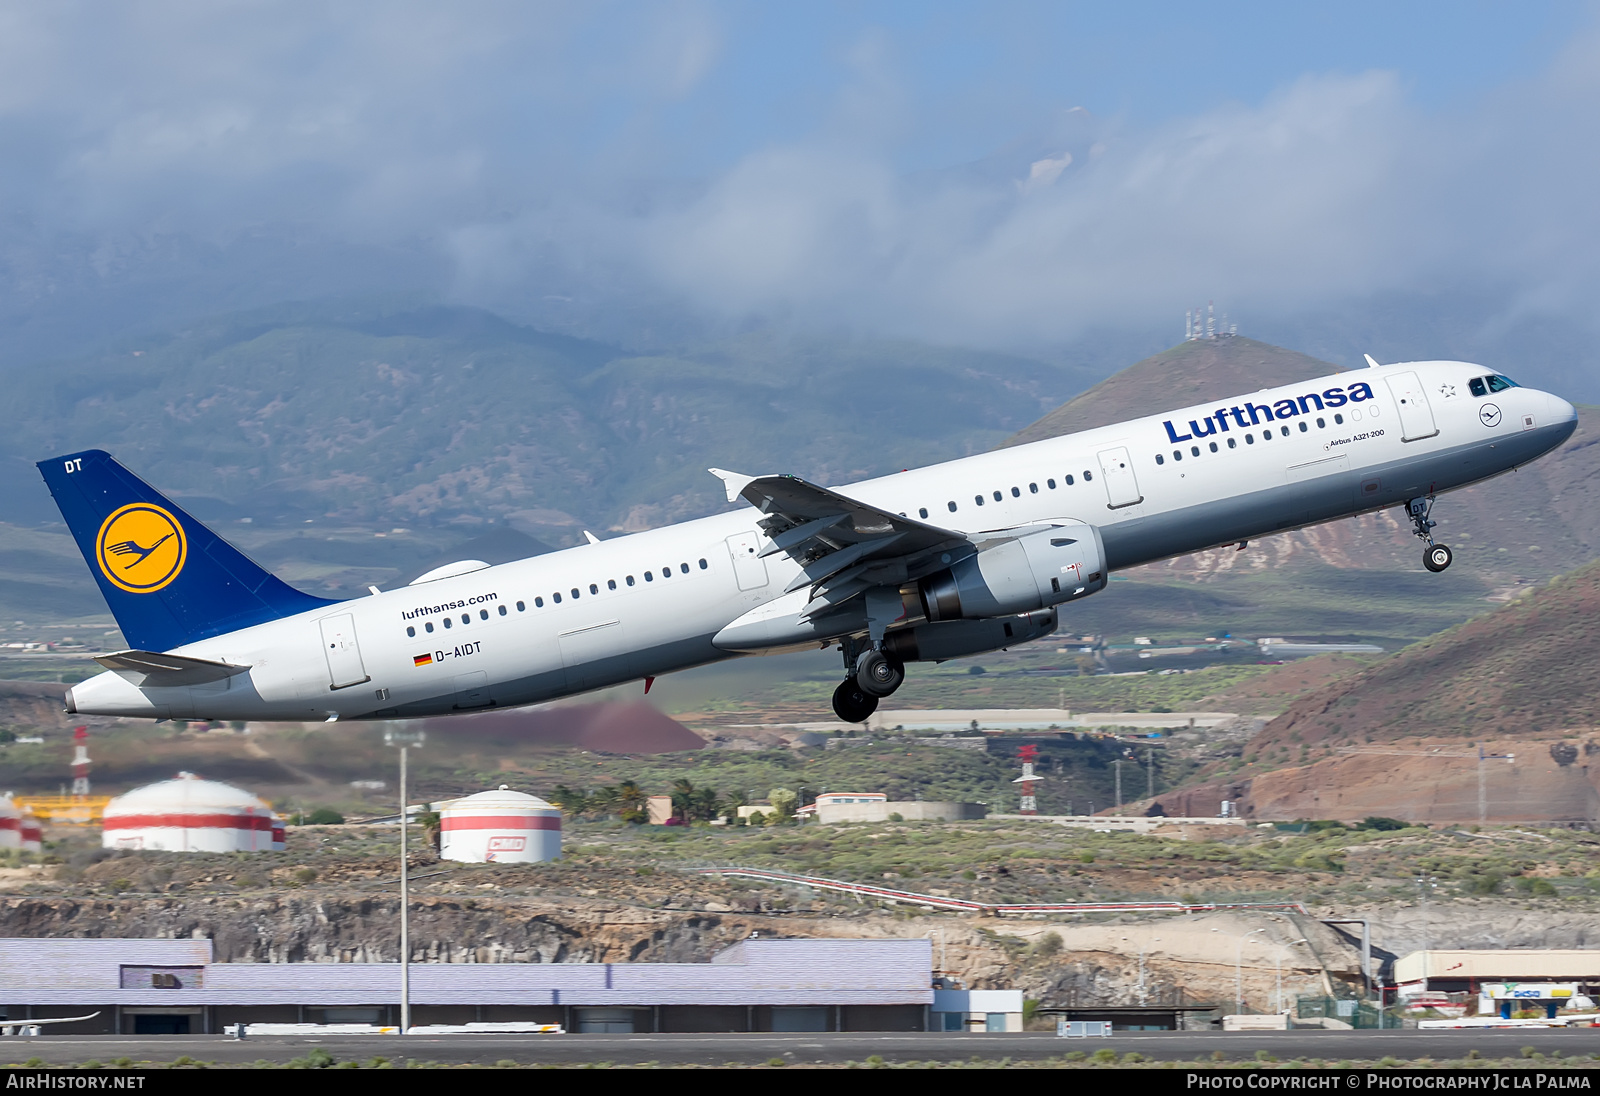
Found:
95,503 -> 187,594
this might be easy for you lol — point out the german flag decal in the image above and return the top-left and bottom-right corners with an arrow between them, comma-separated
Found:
413,653 -> 433,667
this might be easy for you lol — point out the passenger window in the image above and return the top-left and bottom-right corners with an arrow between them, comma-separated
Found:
1227,437 -> 1236,449
519,600 -> 528,611
681,563 -> 690,574
1469,377 -> 1488,397
1298,421 -> 1309,433
443,617 -> 453,629
1280,426 -> 1290,436
1028,483 -> 1038,494
645,572 -> 653,582
426,621 -> 434,633
608,579 -> 617,590
1247,434 -> 1256,444
1084,471 -> 1093,481
532,598 -> 541,608
461,613 -> 470,624
407,626 -> 415,637
947,501 -> 958,512
553,592 -> 562,603
1209,441 -> 1218,452
479,609 -> 489,620
993,490 -> 1002,502
1155,454 -> 1165,465
571,588 -> 580,598
918,507 -> 929,518
1065,474 -> 1074,485
1047,479 -> 1056,489
699,559 -> 708,570
499,605 -> 508,616
1173,450 -> 1182,461
1335,413 -> 1344,424
1316,417 -> 1325,428
626,575 -> 635,586
1010,487 -> 1020,498
660,565 -> 671,577
975,495 -> 984,506
1487,375 -> 1519,392
1190,446 -> 1200,456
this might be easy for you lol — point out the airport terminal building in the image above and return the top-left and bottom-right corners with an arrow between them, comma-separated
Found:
0,937 -> 938,1035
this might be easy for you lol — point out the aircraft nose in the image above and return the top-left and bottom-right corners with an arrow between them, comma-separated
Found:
1548,392 -> 1578,425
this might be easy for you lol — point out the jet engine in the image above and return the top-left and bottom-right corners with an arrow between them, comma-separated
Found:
880,609 -> 1059,663
917,521 -> 1106,622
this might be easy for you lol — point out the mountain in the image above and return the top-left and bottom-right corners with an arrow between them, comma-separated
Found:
1142,559 -> 1600,824
0,302 -> 1093,546
1002,336 -> 1339,445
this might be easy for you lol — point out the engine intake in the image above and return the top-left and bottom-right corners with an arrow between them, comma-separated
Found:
918,522 -> 1106,622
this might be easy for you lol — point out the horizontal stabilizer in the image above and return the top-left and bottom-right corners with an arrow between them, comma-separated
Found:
95,649 -> 250,685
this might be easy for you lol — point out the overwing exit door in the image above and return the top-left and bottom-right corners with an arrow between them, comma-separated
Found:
1385,371 -> 1439,442
1096,447 -> 1144,509
319,614 -> 370,689
725,531 -> 769,590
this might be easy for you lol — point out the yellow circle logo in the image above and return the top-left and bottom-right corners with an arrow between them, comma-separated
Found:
95,503 -> 187,594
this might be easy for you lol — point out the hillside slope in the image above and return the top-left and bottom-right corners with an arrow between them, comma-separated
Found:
0,303 -> 1092,544
1142,560 -> 1600,822
1254,558 -> 1600,746
1003,336 -> 1339,445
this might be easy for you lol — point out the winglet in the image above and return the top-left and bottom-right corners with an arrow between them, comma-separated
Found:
1364,353 -> 1381,369
708,468 -> 758,504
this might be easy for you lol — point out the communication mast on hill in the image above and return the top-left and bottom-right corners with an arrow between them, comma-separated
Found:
1185,303 -> 1239,341
1014,744 -> 1040,815
70,727 -> 90,798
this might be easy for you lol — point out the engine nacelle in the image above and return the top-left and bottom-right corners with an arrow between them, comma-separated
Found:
918,521 -> 1106,622
881,609 -> 1059,663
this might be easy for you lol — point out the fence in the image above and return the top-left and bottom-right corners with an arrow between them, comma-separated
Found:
1296,995 -> 1395,1029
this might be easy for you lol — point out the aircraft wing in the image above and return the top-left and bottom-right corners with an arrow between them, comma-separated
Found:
709,469 -> 970,613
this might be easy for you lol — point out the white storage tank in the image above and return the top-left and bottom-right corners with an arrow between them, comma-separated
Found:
18,808 -> 40,854
102,772 -> 281,852
440,785 -> 560,863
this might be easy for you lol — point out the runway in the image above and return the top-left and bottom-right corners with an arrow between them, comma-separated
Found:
0,1028 -> 1594,1067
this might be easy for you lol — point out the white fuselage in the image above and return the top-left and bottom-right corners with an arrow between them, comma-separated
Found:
67,360 -> 1577,721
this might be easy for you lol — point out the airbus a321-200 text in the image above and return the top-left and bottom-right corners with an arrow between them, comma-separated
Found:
40,358 -> 1576,725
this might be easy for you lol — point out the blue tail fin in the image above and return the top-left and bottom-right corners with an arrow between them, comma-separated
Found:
37,449 -> 338,652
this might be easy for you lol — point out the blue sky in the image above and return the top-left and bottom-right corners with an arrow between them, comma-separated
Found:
2,1 -> 1600,363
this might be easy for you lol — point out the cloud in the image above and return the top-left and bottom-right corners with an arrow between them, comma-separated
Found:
5,3 -> 1600,358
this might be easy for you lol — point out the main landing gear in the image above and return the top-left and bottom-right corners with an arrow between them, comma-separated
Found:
1408,495 -> 1453,573
831,640 -> 905,723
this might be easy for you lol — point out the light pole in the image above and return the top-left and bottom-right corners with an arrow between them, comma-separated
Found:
1236,928 -> 1267,1015
1414,874 -> 1438,959
385,728 -> 425,1033
1276,938 -> 1309,1014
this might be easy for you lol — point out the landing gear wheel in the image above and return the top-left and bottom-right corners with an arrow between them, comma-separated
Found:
1424,544 -> 1453,573
855,650 -> 905,698
832,679 -> 880,724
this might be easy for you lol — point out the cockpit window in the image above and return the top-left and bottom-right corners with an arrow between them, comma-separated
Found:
1486,374 -> 1519,393
1469,377 -> 1487,398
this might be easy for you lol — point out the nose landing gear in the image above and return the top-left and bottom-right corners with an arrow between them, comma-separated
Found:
1408,495 -> 1453,572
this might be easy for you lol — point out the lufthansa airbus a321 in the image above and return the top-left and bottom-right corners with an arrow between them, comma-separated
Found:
40,358 -> 1576,725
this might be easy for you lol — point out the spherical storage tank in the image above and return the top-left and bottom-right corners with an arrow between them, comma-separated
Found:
440,786 -> 560,863
102,772 -> 282,852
